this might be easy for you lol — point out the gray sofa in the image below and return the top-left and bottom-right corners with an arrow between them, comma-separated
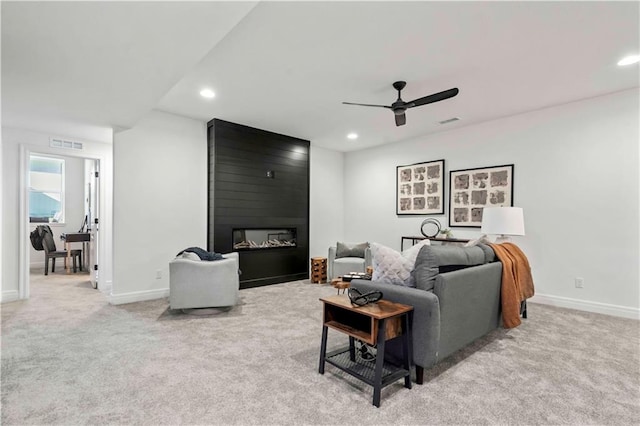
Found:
351,244 -> 502,384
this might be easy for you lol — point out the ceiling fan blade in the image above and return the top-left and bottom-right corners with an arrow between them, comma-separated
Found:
407,88 -> 459,108
395,112 -> 406,126
342,102 -> 391,109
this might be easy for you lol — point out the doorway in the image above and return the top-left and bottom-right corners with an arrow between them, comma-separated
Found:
19,144 -> 110,300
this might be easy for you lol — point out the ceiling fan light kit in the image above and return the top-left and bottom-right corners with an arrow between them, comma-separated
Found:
343,81 -> 459,127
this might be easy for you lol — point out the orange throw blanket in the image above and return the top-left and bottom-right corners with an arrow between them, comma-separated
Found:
488,243 -> 535,329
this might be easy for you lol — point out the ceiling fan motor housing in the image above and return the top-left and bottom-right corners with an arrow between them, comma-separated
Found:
392,100 -> 408,115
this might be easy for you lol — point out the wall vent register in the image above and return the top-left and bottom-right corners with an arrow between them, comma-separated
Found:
50,137 -> 83,150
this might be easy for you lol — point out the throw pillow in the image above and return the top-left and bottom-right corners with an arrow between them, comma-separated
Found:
402,238 -> 431,265
370,239 -> 430,287
476,243 -> 496,263
464,234 -> 491,247
412,245 -> 439,291
335,242 -> 368,259
412,245 -> 490,291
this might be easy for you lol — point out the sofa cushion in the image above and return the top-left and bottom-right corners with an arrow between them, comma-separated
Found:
335,241 -> 368,259
412,245 -> 492,291
370,239 -> 430,287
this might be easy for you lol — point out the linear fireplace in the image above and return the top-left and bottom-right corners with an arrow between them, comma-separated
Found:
233,228 -> 296,250
208,119 -> 310,289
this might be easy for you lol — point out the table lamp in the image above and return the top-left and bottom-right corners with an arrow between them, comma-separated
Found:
480,207 -> 525,243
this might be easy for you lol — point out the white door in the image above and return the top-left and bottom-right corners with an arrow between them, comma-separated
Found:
86,160 -> 100,288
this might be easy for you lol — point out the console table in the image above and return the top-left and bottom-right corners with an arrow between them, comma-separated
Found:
318,295 -> 413,407
400,235 -> 470,251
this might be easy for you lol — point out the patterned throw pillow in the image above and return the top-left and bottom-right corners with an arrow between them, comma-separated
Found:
370,239 -> 431,287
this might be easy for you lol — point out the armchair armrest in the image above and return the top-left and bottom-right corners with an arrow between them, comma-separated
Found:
364,247 -> 372,270
328,246 -> 337,280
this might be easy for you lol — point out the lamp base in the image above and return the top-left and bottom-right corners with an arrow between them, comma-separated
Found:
495,235 -> 511,243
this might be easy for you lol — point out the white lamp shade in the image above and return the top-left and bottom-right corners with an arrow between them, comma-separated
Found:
481,207 -> 525,236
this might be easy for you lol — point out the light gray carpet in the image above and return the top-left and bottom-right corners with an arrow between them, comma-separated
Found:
2,270 -> 639,425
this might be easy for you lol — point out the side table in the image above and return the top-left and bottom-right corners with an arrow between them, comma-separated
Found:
330,278 -> 349,294
318,295 -> 413,407
310,257 -> 327,283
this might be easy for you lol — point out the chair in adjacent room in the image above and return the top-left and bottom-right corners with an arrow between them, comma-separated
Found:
41,228 -> 82,275
328,242 -> 372,280
169,252 -> 240,310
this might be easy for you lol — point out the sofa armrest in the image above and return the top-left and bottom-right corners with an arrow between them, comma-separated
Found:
350,279 -> 441,369
434,262 -> 502,360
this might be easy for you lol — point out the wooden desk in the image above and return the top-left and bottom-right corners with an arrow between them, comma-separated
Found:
62,233 -> 90,273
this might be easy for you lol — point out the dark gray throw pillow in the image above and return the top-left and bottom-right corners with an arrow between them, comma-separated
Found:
412,245 -> 492,291
477,243 -> 496,263
335,242 -> 368,259
412,245 -> 439,291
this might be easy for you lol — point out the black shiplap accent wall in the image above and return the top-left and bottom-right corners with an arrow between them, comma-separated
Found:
207,119 -> 310,289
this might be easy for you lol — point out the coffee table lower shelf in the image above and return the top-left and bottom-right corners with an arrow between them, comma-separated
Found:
325,347 -> 410,388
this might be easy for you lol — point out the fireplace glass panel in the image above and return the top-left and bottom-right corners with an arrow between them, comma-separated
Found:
233,228 -> 297,250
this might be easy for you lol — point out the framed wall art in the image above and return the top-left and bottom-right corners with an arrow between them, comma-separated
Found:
449,164 -> 514,227
396,159 -> 445,215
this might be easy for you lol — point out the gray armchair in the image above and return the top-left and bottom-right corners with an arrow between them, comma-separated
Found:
169,252 -> 240,310
328,244 -> 372,280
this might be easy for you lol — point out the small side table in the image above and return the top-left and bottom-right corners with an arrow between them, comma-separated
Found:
330,278 -> 349,294
318,295 -> 413,407
310,257 -> 327,283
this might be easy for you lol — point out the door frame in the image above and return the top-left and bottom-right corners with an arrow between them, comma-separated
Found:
19,143 -> 112,299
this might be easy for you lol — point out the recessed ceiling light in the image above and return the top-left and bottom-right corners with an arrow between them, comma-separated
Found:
200,88 -> 215,98
617,55 -> 640,66
347,133 -> 358,140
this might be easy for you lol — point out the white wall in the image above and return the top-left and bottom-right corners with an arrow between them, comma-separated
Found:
1,126 -> 113,302
111,110 -> 207,304
28,155 -> 85,267
342,89 -> 639,318
309,145 -> 344,258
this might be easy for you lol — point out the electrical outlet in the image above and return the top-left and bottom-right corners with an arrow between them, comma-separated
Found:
575,277 -> 584,288
156,270 -> 162,280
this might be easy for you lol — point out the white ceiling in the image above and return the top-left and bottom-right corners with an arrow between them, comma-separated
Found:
3,1 -> 639,150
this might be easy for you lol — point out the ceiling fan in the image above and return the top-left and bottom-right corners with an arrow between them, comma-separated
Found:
342,81 -> 459,126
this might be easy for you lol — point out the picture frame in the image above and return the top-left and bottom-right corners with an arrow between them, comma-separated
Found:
449,164 -> 514,228
396,159 -> 445,215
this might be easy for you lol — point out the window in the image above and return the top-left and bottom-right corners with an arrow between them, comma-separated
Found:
29,155 -> 65,223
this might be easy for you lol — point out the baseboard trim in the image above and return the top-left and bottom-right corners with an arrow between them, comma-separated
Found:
1,290 -> 20,303
109,288 -> 168,305
530,293 -> 639,320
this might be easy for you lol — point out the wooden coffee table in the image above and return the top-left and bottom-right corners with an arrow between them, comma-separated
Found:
318,295 -> 413,407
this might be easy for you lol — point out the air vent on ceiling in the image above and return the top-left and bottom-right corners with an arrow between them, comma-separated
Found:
438,117 -> 460,125
50,137 -> 83,150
